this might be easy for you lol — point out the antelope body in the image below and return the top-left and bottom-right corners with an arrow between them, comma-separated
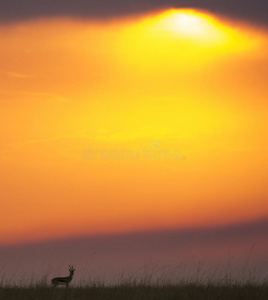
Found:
51,265 -> 75,287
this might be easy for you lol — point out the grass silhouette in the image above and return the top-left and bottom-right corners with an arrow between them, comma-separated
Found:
1,274 -> 268,300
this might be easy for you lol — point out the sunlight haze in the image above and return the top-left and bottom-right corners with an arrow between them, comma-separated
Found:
1,9 -> 268,245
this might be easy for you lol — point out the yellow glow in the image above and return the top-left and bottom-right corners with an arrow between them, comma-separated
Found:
143,9 -> 227,39
0,10 -> 268,245
116,9 -> 260,73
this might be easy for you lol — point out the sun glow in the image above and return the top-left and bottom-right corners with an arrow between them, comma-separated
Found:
117,9 -> 259,71
0,9 -> 268,244
147,9 -> 224,39
174,12 -> 204,35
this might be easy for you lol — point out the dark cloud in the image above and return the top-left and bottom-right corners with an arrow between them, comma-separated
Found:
2,216 -> 268,251
0,0 -> 268,27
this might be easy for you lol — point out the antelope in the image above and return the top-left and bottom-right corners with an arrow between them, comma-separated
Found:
51,265 -> 75,287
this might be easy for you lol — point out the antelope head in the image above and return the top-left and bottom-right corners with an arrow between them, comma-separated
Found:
69,264 -> 75,276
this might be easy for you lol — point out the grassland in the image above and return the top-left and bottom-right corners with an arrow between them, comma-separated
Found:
1,281 -> 268,300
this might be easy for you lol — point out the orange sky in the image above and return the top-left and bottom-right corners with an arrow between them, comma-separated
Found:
1,9 -> 268,245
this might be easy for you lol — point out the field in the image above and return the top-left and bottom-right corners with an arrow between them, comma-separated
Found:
1,281 -> 268,300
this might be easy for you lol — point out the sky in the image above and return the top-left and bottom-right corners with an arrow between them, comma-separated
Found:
0,0 -> 268,283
